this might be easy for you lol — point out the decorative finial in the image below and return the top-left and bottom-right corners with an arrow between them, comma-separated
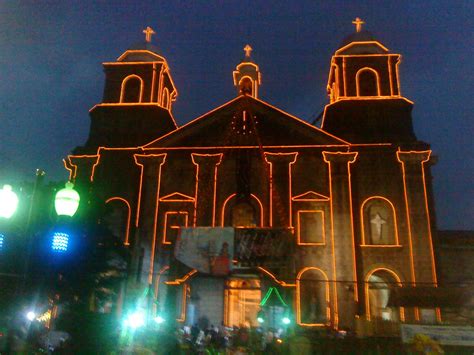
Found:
143,26 -> 156,43
352,17 -> 365,33
244,44 -> 253,57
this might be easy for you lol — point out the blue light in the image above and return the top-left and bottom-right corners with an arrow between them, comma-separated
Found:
0,234 -> 4,250
51,232 -> 69,252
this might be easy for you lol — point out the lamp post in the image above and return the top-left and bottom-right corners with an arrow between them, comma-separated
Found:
54,182 -> 80,218
0,185 -> 19,253
0,184 -> 19,220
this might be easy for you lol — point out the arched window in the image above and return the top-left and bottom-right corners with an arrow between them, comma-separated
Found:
361,197 -> 398,245
365,268 -> 404,321
297,268 -> 330,326
104,197 -> 131,245
162,87 -> 170,109
120,75 -> 143,103
221,194 -> 263,227
356,68 -> 380,96
239,77 -> 253,96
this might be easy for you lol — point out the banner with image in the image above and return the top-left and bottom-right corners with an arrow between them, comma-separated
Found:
175,227 -> 234,275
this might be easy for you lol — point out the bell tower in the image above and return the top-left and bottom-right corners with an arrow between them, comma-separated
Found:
233,44 -> 262,98
77,27 -> 178,153
321,19 -> 416,143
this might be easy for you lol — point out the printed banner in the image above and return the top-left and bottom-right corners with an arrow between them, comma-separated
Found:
235,228 -> 293,267
401,324 -> 474,347
175,227 -> 234,275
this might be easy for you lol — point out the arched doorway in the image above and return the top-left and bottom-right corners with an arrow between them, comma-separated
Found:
297,268 -> 330,326
365,268 -> 404,321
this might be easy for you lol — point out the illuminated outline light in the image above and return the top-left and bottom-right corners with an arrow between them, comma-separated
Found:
292,191 -> 329,202
397,149 -> 439,321
119,74 -> 144,103
296,267 -> 331,327
153,265 -> 170,316
165,269 -> 198,285
143,95 -> 349,148
51,232 -> 69,253
323,151 -> 359,322
260,286 -> 288,307
0,234 -> 4,250
163,211 -> 189,245
220,193 -> 264,227
335,41 -> 389,55
355,67 -> 381,97
296,210 -> 326,245
191,153 -> 223,227
257,267 -> 295,287
264,152 -> 298,227
134,153 -> 167,284
105,197 -> 132,245
159,192 -> 195,202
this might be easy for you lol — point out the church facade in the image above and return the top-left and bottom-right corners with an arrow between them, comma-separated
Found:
67,22 -> 439,331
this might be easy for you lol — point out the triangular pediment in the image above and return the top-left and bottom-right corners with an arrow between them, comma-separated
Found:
159,192 -> 195,202
292,191 -> 330,201
143,96 -> 349,148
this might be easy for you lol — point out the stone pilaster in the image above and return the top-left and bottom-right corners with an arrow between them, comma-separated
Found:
264,152 -> 298,227
191,153 -> 223,226
323,151 -> 358,329
68,155 -> 99,184
397,150 -> 437,285
134,153 -> 167,285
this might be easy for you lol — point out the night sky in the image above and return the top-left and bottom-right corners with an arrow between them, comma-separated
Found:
0,1 -> 472,230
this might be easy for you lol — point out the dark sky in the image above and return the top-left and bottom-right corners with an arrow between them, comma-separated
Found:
0,1 -> 472,230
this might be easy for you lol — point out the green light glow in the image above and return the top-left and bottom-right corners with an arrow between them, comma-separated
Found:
0,185 -> 19,219
54,182 -> 80,217
259,287 -> 288,307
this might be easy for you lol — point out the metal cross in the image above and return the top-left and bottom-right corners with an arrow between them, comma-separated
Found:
352,17 -> 365,33
244,44 -> 253,57
143,26 -> 156,43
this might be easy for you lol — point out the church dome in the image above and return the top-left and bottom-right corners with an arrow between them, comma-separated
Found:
336,30 -> 389,55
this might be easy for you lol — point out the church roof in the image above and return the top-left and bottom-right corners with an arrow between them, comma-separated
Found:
336,30 -> 389,55
117,41 -> 166,62
143,95 -> 349,148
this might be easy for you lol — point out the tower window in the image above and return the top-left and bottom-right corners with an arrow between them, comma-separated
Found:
356,68 -> 380,97
120,75 -> 143,103
239,77 -> 253,96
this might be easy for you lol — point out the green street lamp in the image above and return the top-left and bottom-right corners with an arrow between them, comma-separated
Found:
54,182 -> 80,217
0,184 -> 19,219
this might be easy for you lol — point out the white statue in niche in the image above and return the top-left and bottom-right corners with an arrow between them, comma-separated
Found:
370,213 -> 387,244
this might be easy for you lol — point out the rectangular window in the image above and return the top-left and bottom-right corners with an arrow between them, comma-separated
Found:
163,211 -> 188,245
297,210 -> 325,245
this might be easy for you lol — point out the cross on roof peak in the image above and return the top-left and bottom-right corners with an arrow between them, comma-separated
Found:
143,26 -> 156,43
352,17 -> 365,33
244,44 -> 253,57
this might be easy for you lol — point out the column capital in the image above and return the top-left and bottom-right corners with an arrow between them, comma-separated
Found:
134,153 -> 167,167
68,154 -> 100,182
191,153 -> 223,166
264,151 -> 298,164
322,151 -> 358,164
396,150 -> 431,165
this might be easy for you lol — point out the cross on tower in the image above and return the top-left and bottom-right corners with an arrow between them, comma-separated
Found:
352,17 -> 365,33
143,26 -> 156,43
244,44 -> 253,57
